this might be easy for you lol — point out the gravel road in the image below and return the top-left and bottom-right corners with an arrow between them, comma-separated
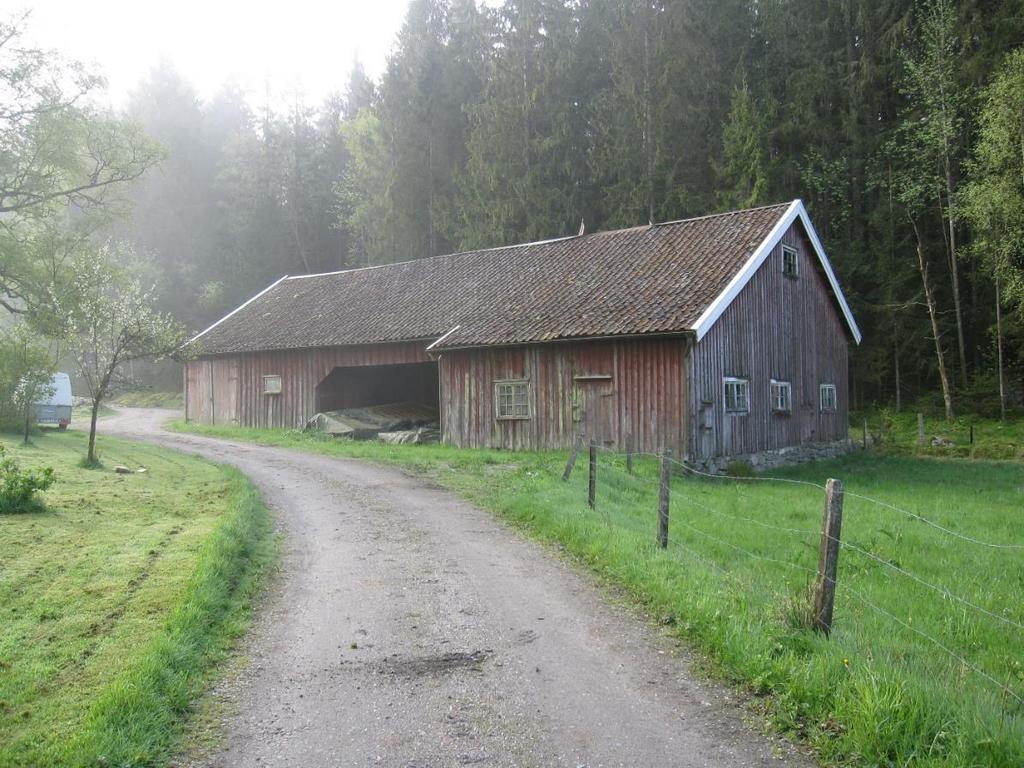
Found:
102,408 -> 811,768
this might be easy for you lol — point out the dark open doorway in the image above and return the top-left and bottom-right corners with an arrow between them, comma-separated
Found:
314,361 -> 439,415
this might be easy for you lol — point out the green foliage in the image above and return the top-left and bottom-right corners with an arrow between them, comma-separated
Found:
714,84 -> 772,211
0,323 -> 55,432
0,442 -> 55,513
963,46 -> 1024,318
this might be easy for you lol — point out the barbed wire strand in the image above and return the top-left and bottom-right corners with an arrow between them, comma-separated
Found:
587,444 -> 1024,550
822,533 -> 1024,632
585,444 -> 1024,638
844,490 -> 1024,550
836,582 -> 1024,706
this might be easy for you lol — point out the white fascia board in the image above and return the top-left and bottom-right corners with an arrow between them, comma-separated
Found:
185,274 -> 291,350
425,325 -> 461,352
690,200 -> 862,345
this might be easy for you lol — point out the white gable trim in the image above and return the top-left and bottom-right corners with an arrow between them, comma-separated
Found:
186,274 -> 291,349
690,200 -> 862,344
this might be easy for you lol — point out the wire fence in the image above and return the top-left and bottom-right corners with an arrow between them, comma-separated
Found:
561,437 -> 1024,712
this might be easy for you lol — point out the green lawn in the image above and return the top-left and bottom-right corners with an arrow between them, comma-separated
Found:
170,420 -> 1024,767
0,429 -> 273,768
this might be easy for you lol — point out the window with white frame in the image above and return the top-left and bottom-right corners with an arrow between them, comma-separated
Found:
782,245 -> 799,277
724,377 -> 749,413
770,379 -> 792,413
263,375 -> 282,395
820,383 -> 837,412
495,380 -> 530,419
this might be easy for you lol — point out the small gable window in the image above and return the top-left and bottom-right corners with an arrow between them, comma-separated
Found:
770,380 -> 792,413
263,375 -> 282,395
782,245 -> 799,277
820,383 -> 837,412
495,380 -> 530,419
724,377 -> 749,414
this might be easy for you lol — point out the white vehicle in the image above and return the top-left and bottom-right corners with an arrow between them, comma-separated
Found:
36,372 -> 73,430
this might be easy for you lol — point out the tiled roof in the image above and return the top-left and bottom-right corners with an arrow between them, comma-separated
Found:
190,202 -> 797,355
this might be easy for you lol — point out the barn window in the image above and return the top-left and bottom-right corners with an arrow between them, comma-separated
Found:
495,380 -> 530,419
263,375 -> 282,395
820,383 -> 837,412
782,245 -> 799,277
724,377 -> 749,414
770,380 -> 792,413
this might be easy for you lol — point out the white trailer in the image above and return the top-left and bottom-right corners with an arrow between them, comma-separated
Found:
35,372 -> 73,430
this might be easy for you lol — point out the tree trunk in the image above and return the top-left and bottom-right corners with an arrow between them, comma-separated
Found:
893,331 -> 901,412
996,277 -> 1006,422
944,182 -> 968,387
912,220 -> 953,420
88,399 -> 100,464
23,406 -> 31,445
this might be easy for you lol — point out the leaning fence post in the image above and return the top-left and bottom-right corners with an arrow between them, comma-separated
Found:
657,450 -> 672,549
813,478 -> 844,637
626,434 -> 634,474
588,440 -> 597,509
562,434 -> 582,482
917,413 -> 926,447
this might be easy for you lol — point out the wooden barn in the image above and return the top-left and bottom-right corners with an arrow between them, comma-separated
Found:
184,200 -> 861,468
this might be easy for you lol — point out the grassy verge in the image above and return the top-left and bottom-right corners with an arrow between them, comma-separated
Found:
169,420 -> 1024,767
0,429 -> 273,768
851,410 -> 1024,461
112,391 -> 184,410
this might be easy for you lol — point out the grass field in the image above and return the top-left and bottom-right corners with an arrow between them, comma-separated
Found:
170,420 -> 1024,767
0,429 -> 273,768
852,410 -> 1024,461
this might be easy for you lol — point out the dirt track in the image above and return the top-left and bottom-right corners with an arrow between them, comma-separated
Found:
102,408 -> 810,768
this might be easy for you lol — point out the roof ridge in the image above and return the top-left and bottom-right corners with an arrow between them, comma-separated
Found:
650,200 -> 795,230
284,201 -> 796,283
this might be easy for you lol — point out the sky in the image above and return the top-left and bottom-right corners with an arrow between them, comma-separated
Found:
18,0 -> 414,108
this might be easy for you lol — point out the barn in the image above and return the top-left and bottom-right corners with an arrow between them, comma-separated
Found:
183,200 -> 861,469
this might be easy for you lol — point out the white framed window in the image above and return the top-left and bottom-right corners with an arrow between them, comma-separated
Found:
782,245 -> 799,277
770,379 -> 792,413
495,380 -> 530,419
820,383 -> 837,412
263,375 -> 282,395
724,377 -> 749,414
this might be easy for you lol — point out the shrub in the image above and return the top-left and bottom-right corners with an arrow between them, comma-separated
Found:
0,443 -> 56,513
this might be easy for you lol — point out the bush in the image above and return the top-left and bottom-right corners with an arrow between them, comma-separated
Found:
0,443 -> 56,513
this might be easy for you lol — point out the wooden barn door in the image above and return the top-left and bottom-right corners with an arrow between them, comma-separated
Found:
575,377 -> 615,446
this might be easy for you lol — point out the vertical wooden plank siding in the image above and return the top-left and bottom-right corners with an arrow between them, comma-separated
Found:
438,336 -> 688,454
185,341 -> 434,429
687,222 -> 850,460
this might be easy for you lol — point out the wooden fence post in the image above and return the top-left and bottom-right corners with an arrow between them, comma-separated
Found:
588,440 -> 597,509
626,434 -> 634,474
862,418 -> 868,449
657,450 -> 672,549
813,478 -> 844,637
917,413 -> 926,447
562,434 -> 582,482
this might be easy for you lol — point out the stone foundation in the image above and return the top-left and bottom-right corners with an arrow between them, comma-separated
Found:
690,439 -> 855,475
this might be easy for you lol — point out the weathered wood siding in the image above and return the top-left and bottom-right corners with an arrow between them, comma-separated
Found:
439,337 -> 688,453
185,341 -> 433,428
687,222 -> 850,460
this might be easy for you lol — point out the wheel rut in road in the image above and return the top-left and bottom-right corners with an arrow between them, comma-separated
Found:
103,408 -> 811,768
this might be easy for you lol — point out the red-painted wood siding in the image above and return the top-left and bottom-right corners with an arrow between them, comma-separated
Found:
687,222 -> 850,459
439,337 -> 688,453
185,341 -> 434,428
